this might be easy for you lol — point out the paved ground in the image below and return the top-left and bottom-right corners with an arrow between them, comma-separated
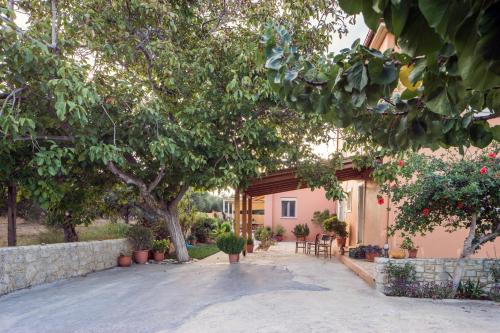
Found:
0,243 -> 498,333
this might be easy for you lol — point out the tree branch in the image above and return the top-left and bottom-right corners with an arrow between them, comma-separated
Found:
168,184 -> 188,208
107,161 -> 148,193
147,165 -> 165,192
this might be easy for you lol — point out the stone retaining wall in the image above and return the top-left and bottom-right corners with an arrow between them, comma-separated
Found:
375,257 -> 499,293
0,239 -> 130,296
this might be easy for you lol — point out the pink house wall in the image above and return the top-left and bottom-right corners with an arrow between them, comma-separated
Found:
264,188 -> 336,241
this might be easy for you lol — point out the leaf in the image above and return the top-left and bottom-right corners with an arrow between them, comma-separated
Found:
425,87 -> 453,116
339,0 -> 363,15
418,0 -> 450,34
367,58 -> 397,85
362,0 -> 381,31
345,62 -> 368,92
469,122 -> 493,148
284,69 -> 298,82
398,8 -> 443,56
390,0 -> 410,35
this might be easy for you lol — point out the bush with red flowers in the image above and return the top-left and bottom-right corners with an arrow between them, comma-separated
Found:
379,149 -> 499,295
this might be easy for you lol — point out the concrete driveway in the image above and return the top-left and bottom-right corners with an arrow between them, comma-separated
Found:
0,243 -> 498,333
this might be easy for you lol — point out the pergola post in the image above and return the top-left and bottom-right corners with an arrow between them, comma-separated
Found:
247,195 -> 253,238
242,192 -> 247,240
234,188 -> 240,236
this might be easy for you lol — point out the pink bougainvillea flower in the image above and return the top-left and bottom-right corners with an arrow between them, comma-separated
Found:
398,160 -> 404,167
488,152 -> 497,159
422,208 -> 430,217
377,195 -> 384,205
456,201 -> 464,209
480,166 -> 488,174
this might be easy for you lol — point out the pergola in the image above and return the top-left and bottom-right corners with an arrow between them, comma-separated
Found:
233,159 -> 373,244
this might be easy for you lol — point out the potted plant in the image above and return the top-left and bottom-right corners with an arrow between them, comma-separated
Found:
332,219 -> 349,247
117,251 -> 132,267
365,245 -> 382,262
246,237 -> 254,253
400,238 -> 418,258
275,225 -> 285,241
127,225 -> 153,264
152,239 -> 170,263
292,223 -> 310,240
216,232 -> 245,263
187,234 -> 197,246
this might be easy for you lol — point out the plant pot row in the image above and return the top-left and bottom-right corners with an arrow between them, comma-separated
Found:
118,250 -> 168,267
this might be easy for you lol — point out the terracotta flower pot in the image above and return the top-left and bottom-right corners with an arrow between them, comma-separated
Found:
336,237 -> 346,247
276,235 -> 283,242
247,244 -> 254,253
189,240 -> 197,246
228,253 -> 240,264
118,255 -> 132,267
133,250 -> 149,264
408,249 -> 418,258
153,251 -> 165,263
365,252 -> 380,262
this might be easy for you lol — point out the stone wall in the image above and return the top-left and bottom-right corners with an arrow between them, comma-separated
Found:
375,257 -> 499,293
0,239 -> 130,296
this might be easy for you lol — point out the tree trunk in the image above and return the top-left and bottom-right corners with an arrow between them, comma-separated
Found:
451,212 -> 478,297
62,214 -> 79,242
7,182 -> 17,246
161,205 -> 190,262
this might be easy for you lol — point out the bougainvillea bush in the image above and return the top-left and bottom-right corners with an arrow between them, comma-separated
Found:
380,149 -> 499,295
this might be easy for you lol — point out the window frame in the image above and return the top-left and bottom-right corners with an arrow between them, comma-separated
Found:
346,189 -> 352,213
280,198 -> 297,218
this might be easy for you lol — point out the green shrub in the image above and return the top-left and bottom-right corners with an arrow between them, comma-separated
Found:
400,237 -> 417,251
127,225 -> 153,251
192,215 -> 216,243
216,232 -> 245,254
152,239 -> 170,252
275,225 -> 285,237
292,223 -> 310,238
311,209 -> 332,227
211,220 -> 232,238
255,226 -> 271,241
322,216 -> 348,238
457,279 -> 486,299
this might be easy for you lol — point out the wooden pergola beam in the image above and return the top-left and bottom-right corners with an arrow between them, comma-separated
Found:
247,195 -> 252,238
242,192 -> 247,240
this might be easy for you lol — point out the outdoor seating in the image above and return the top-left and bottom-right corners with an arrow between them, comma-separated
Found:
317,234 -> 335,259
306,234 -> 321,255
295,236 -> 307,253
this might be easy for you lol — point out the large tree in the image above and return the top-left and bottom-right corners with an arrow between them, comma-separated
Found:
1,1 -> 349,260
261,0 -> 499,151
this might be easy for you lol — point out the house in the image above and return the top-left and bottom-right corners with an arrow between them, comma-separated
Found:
232,23 -> 499,259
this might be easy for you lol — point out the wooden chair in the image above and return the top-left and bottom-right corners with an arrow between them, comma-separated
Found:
306,234 -> 321,255
295,236 -> 307,253
317,234 -> 335,259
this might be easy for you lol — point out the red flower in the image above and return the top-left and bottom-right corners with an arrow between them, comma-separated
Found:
480,166 -> 488,174
377,196 -> 385,205
456,201 -> 464,209
422,208 -> 430,217
398,160 -> 404,167
488,152 -> 497,159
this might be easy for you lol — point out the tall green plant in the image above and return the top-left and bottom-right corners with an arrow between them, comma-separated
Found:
216,233 -> 245,255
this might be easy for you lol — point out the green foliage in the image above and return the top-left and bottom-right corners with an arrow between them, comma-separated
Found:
292,223 -> 310,238
400,238 -> 417,251
382,151 -> 500,253
188,244 -> 220,260
210,219 -> 232,239
491,263 -> 500,283
127,225 -> 153,251
152,239 -> 170,253
261,0 -> 500,151
190,192 -> 223,213
322,216 -> 349,238
216,232 -> 245,255
311,209 -> 332,227
457,279 -> 487,299
275,225 -> 285,237
255,226 -> 272,241
192,215 -> 216,243
387,262 -> 416,285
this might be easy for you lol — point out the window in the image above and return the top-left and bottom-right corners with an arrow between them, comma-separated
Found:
224,201 -> 233,214
346,189 -> 352,212
281,198 -> 296,218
